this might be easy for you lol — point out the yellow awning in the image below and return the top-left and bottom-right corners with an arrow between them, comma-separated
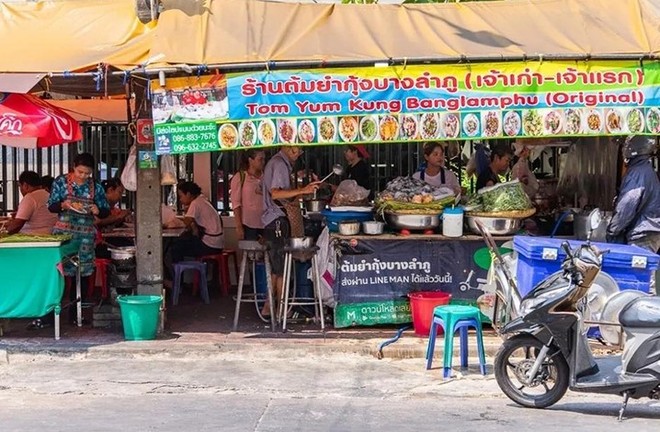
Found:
0,0 -> 154,73
150,0 -> 660,66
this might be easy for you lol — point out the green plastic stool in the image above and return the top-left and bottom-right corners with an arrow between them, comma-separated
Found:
426,305 -> 486,379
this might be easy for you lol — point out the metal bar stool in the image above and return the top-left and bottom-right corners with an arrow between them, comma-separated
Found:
232,240 -> 276,331
279,245 -> 325,332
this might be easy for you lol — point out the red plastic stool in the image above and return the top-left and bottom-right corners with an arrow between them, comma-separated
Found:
197,250 -> 239,297
88,258 -> 111,300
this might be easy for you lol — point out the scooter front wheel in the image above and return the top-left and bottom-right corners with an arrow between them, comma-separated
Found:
494,335 -> 569,408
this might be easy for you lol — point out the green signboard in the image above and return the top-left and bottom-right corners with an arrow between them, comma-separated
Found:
152,61 -> 660,154
334,300 -> 412,328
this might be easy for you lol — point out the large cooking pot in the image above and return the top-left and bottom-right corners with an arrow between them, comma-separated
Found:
304,199 -> 327,213
108,246 -> 136,260
108,246 -> 137,270
574,209 -> 612,241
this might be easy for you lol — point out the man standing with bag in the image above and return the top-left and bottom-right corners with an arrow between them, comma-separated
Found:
261,146 -> 321,317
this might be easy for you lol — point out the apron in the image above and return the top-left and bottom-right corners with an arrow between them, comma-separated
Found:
271,152 -> 305,238
53,174 -> 97,277
419,167 -> 446,184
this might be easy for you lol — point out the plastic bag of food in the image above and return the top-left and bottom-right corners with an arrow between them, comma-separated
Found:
478,180 -> 532,212
330,180 -> 370,206
160,154 -> 177,185
120,145 -> 137,192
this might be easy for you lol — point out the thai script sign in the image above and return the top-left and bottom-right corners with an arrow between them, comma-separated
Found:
335,238 -> 495,300
151,61 -> 660,154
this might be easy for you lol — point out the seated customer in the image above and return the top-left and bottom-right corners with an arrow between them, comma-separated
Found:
96,178 -> 131,229
164,181 -> 223,286
6,170 -> 58,235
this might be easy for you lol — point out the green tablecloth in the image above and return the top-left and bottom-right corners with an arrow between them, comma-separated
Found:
0,241 -> 78,318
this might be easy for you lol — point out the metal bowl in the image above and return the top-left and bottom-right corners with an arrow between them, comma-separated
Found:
466,215 -> 522,236
362,221 -> 384,235
384,212 -> 440,230
288,236 -> 314,249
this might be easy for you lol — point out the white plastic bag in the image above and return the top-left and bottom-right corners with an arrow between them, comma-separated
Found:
121,145 -> 137,191
160,154 -> 177,185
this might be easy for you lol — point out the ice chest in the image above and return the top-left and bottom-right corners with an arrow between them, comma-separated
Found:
321,209 -> 373,233
513,236 -> 659,296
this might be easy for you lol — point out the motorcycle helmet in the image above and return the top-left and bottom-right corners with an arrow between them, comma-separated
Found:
622,135 -> 657,160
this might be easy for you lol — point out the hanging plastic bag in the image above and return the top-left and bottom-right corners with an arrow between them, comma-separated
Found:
120,145 -> 138,191
160,154 -> 177,185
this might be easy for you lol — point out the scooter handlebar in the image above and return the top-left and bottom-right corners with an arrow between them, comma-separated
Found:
561,241 -> 574,260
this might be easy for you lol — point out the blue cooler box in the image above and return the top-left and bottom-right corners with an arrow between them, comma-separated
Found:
321,209 -> 373,233
513,236 -> 659,296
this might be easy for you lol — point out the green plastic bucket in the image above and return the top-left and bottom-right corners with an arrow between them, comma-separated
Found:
117,295 -> 162,341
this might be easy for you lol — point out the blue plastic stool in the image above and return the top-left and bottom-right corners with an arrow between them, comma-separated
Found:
172,261 -> 209,306
425,305 -> 487,379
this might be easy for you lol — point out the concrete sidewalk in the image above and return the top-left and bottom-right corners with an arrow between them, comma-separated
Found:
0,293 -> 504,363
0,326 -> 504,364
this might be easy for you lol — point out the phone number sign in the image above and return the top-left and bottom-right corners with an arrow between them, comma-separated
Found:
155,122 -> 219,154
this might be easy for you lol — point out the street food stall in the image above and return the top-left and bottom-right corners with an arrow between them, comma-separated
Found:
3,0 -> 658,335
142,0 -> 660,329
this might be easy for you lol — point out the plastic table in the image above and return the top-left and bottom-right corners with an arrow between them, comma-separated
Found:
0,240 -> 80,340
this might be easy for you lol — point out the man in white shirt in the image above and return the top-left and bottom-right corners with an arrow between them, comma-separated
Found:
6,171 -> 58,235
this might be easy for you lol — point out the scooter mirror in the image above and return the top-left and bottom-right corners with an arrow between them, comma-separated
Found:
589,209 -> 602,231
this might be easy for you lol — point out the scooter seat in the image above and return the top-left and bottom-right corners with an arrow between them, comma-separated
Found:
619,296 -> 660,328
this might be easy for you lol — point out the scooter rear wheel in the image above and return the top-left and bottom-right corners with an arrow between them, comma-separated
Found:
494,335 -> 569,408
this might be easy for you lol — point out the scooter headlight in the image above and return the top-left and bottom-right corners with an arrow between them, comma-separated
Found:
519,291 -> 558,316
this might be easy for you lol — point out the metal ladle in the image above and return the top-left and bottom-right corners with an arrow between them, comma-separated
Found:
319,164 -> 344,183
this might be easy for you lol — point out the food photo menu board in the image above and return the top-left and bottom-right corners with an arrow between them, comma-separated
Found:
152,62 -> 660,154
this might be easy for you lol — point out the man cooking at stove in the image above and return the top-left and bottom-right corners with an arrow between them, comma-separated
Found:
262,146 -> 321,317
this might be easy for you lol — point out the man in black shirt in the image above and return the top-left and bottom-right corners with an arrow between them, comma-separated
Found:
476,144 -> 513,191
344,145 -> 371,191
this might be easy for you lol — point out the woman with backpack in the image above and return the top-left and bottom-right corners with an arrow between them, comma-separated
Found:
230,149 -> 266,240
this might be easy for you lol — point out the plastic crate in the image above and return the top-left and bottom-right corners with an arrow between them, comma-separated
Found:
513,236 -> 659,296
320,209 -> 373,233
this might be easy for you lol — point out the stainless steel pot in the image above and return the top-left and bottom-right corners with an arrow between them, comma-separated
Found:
108,246 -> 136,261
384,212 -> 440,230
466,216 -> 522,236
362,221 -> 384,235
304,199 -> 327,213
574,210 -> 612,241
338,220 -> 361,236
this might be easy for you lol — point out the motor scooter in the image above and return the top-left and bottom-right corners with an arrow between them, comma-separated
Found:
493,209 -> 660,420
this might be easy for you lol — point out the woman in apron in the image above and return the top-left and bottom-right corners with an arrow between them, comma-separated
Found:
48,153 -> 110,303
412,142 -> 461,195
